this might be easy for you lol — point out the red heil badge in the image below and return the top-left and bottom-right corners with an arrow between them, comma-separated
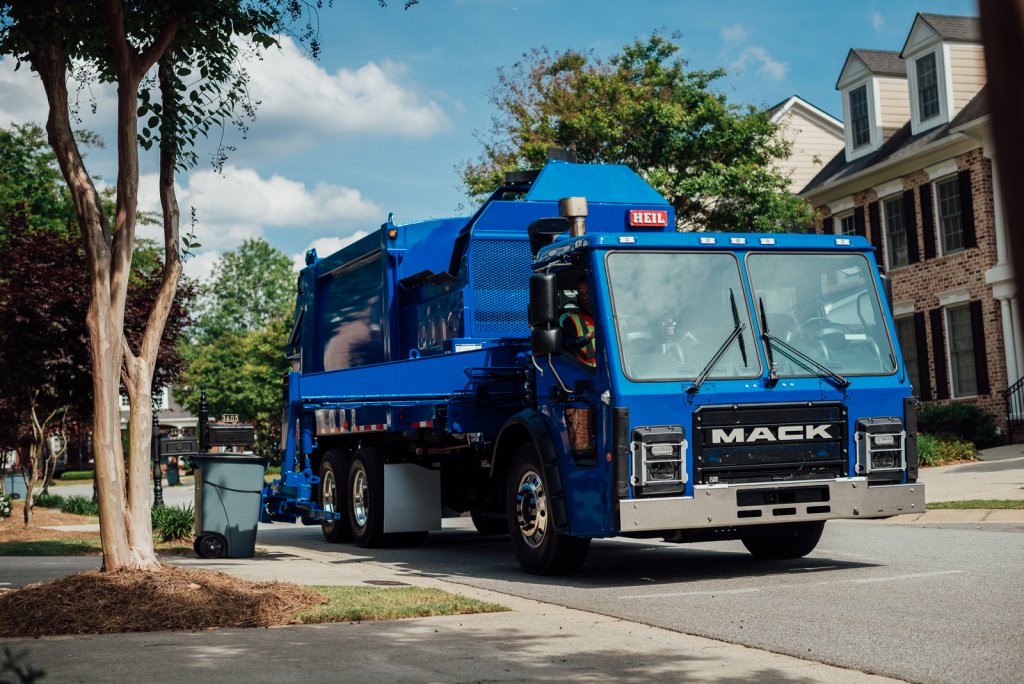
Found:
628,209 -> 668,227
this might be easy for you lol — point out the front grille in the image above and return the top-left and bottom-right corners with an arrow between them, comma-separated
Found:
692,403 -> 847,485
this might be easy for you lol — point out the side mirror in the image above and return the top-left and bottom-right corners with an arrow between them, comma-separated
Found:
528,217 -> 569,256
531,326 -> 562,356
529,274 -> 558,326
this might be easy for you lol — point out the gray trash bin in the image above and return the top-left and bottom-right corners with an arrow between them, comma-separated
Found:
189,453 -> 268,559
2,473 -> 27,499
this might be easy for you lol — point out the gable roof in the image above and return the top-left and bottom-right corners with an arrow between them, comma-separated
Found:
800,86 -> 988,196
901,13 -> 982,56
766,95 -> 843,134
836,49 -> 905,88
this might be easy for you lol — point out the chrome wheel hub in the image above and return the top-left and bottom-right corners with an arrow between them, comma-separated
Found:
322,470 -> 336,514
515,470 -> 547,549
351,463 -> 369,529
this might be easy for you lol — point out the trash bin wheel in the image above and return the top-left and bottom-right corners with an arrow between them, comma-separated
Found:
194,532 -> 228,559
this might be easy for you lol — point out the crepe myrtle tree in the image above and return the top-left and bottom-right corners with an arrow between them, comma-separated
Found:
0,1 -> 340,571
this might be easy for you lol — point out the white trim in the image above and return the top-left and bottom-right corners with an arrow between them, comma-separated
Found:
942,43 -> 956,117
907,47 -> 951,135
770,96 -> 844,137
943,303 -> 979,399
893,300 -> 916,317
937,286 -> 970,307
872,179 -> 903,197
827,196 -> 855,214
842,79 -> 881,162
924,158 -> 958,180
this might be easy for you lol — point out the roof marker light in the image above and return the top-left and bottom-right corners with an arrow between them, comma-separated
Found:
699,237 -> 716,245
730,237 -> 746,245
760,237 -> 776,245
836,238 -> 851,246
618,235 -> 637,244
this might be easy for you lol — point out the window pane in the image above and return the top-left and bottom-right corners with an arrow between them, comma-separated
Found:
849,86 -> 870,147
839,214 -> 857,235
946,306 -> 977,396
884,198 -> 908,268
936,179 -> 963,253
894,317 -> 920,393
917,53 -> 940,120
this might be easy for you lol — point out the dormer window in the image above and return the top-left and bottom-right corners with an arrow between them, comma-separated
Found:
916,53 -> 940,120
849,86 -> 871,148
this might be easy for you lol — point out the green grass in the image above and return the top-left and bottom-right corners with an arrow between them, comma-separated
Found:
0,538 -> 101,556
928,499 -> 1024,509
59,471 -> 94,481
294,585 -> 507,624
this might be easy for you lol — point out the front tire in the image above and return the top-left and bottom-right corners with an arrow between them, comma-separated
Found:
740,521 -> 825,559
506,444 -> 590,574
319,450 -> 352,543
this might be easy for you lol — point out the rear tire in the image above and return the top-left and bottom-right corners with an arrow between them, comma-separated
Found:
506,444 -> 590,574
741,521 -> 825,559
347,448 -> 388,547
319,451 -> 352,543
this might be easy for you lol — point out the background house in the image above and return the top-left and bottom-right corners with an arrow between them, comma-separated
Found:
801,13 -> 1017,434
767,95 -> 845,194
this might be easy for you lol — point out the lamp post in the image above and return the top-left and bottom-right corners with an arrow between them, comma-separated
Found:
152,413 -> 164,508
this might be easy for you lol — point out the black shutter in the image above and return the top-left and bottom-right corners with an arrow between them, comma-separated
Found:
921,184 -> 936,259
868,200 -> 882,251
969,300 -> 990,395
913,312 -> 932,400
903,189 -> 920,264
930,308 -> 949,399
822,216 -> 834,235
958,169 -> 977,249
854,205 -> 867,238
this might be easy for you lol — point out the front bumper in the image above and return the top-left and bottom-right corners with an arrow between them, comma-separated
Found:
619,478 -> 924,532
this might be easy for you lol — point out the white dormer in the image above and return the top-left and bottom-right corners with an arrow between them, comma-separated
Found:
836,49 -> 908,162
900,13 -> 984,135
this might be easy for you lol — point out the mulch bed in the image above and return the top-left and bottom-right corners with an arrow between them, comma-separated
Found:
0,565 -> 326,637
0,502 -> 97,544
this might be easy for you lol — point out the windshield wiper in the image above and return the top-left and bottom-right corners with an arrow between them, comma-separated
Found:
758,297 -> 850,390
687,321 -> 746,394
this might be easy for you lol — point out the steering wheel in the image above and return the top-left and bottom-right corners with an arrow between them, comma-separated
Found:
797,317 -> 851,360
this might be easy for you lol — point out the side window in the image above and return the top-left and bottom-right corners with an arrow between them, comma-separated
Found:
884,197 -> 908,268
946,305 -> 977,396
935,177 -> 964,255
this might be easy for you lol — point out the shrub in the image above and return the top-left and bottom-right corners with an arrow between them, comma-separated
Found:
918,404 -> 1002,449
152,504 -> 194,542
60,471 -> 94,481
60,495 -> 99,516
33,493 -> 65,509
0,495 -> 10,519
917,433 -> 977,467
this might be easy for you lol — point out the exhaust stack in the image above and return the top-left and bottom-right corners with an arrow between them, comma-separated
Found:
559,197 -> 588,237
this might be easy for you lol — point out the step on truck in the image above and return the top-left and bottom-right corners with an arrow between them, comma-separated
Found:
260,160 -> 925,574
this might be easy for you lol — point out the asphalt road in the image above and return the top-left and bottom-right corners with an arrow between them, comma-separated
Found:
257,518 -> 1024,684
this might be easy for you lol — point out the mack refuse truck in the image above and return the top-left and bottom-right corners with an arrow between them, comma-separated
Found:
260,160 -> 924,574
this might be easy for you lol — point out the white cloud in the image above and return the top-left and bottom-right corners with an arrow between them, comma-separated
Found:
291,233 -> 369,271
871,12 -> 885,32
183,249 -> 222,282
733,46 -> 787,81
0,58 -> 116,130
720,24 -> 748,45
243,35 -> 450,139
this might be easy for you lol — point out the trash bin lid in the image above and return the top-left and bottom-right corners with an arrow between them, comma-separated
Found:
188,452 -> 269,464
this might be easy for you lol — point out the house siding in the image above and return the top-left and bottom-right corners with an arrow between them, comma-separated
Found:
948,44 -> 987,113
773,109 -> 844,194
877,77 -> 912,134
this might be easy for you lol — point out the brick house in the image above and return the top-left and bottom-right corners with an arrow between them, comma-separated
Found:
801,13 -> 1018,432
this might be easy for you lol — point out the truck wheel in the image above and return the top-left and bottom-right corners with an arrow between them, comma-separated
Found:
506,444 -> 590,574
740,521 -> 825,559
347,448 -> 388,547
319,451 -> 352,543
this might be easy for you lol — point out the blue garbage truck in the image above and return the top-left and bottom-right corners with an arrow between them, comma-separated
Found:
260,160 -> 924,574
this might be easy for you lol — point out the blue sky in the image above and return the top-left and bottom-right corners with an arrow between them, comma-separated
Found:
0,0 -> 977,280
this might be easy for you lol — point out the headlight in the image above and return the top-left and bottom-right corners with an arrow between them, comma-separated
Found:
630,425 -> 687,496
855,418 -> 906,474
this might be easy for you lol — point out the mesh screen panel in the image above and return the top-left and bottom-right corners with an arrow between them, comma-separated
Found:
471,239 -> 532,338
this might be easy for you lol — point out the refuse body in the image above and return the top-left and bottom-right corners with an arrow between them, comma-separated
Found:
189,453 -> 268,559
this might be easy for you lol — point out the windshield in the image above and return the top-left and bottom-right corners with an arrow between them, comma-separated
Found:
606,252 -> 760,381
746,253 -> 897,376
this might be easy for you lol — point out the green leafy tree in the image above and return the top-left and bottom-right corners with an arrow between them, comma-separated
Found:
192,238 -> 295,340
177,238 -> 294,460
0,0 -> 332,571
0,123 -> 75,239
462,33 -> 813,232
